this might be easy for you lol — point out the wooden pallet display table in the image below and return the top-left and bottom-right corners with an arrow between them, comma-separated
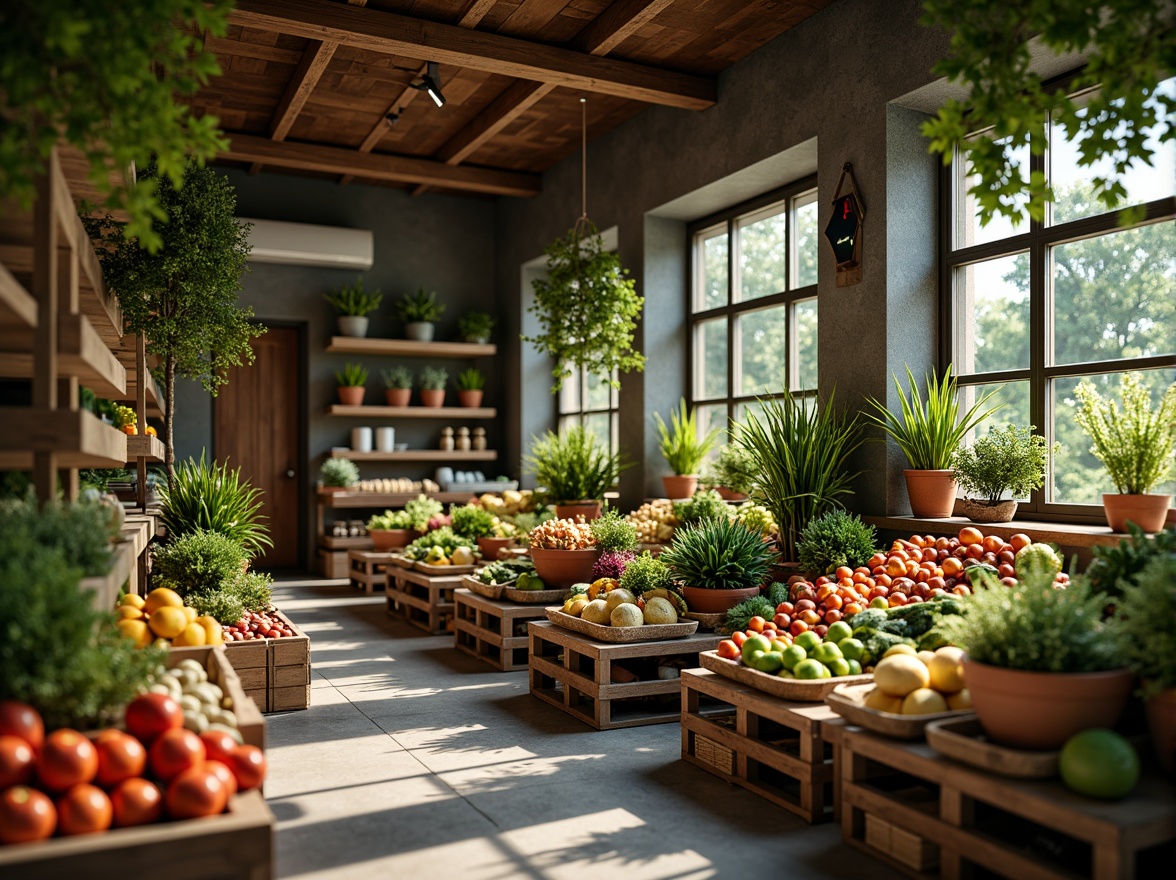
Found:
386,566 -> 460,634
348,549 -> 397,594
830,721 -> 1176,880
680,668 -> 838,824
453,588 -> 549,671
528,620 -> 723,730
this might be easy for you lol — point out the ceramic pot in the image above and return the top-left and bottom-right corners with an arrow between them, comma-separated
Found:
477,536 -> 514,561
554,501 -> 601,521
903,469 -> 957,518
1145,686 -> 1176,775
662,475 -> 699,500
963,659 -> 1134,750
419,389 -> 445,408
338,386 -> 365,406
405,322 -> 435,342
680,585 -> 761,615
370,529 -> 410,551
457,389 -> 484,408
385,388 -> 411,407
462,335 -> 490,345
1102,493 -> 1171,533
715,487 -> 749,502
530,548 -> 601,589
960,498 -> 1018,523
337,316 -> 369,338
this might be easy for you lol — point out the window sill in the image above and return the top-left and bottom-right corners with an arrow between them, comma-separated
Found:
860,515 -> 1137,549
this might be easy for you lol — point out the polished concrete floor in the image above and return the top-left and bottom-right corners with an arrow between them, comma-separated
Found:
265,579 -> 901,880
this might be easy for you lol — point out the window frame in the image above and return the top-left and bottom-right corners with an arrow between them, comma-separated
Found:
557,366 -> 619,455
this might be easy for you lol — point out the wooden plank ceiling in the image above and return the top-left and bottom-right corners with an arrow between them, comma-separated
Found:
194,0 -> 835,198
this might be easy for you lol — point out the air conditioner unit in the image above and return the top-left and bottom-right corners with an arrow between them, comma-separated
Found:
240,218 -> 374,269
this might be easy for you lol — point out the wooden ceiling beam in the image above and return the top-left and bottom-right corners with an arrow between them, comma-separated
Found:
250,38 -> 338,173
571,0 -> 675,56
228,0 -> 716,110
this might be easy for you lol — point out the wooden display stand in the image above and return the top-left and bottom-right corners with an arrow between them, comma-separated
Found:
528,620 -> 723,730
223,609 -> 311,713
453,588 -> 548,671
680,668 -> 837,824
349,549 -> 396,594
386,566 -> 460,634
830,721 -> 1176,879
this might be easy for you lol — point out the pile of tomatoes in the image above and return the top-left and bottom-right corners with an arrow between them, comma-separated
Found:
222,608 -> 297,641
0,695 -> 265,845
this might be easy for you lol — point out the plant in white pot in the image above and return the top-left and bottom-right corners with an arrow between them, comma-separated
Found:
951,424 -> 1055,523
381,366 -> 413,407
654,398 -> 719,500
325,276 -> 381,338
1074,373 -> 1176,533
458,311 -> 494,344
455,367 -> 485,409
418,366 -> 448,408
335,363 -> 368,406
396,288 -> 445,342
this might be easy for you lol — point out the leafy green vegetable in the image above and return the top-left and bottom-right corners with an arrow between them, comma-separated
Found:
450,505 -> 495,540
618,552 -> 672,596
858,632 -> 914,666
1087,522 -> 1176,602
722,597 -> 776,635
404,495 -> 444,531
765,582 -> 790,608
0,495 -> 114,576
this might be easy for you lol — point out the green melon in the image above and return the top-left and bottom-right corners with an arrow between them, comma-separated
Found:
1059,729 -> 1139,799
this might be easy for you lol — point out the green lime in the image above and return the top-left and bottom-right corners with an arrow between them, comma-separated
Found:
847,659 -> 863,675
794,659 -> 825,680
818,663 -> 832,678
751,651 -> 784,674
777,668 -> 795,679
825,621 -> 853,643
781,645 -> 808,671
794,630 -> 822,653
838,637 -> 865,662
826,657 -> 852,677
812,642 -> 843,665
869,596 -> 889,609
1059,730 -> 1139,799
741,634 -> 773,665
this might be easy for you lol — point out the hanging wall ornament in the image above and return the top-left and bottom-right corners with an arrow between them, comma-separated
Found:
823,162 -> 866,287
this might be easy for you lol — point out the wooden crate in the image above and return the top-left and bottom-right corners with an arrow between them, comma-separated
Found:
0,790 -> 272,879
222,610 -> 311,714
453,588 -> 548,672
386,567 -> 460,634
348,549 -> 396,594
528,620 -> 723,730
223,639 -> 269,714
316,547 -> 349,579
167,644 -> 265,750
834,724 -> 1176,880
681,668 -> 837,824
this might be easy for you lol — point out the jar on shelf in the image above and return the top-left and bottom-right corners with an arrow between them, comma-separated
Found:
472,427 -> 487,451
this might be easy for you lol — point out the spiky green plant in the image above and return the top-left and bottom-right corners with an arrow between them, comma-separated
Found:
524,424 -> 629,504
325,276 -> 382,316
654,398 -> 720,476
320,458 -> 359,489
336,363 -> 368,387
456,368 -> 485,391
661,518 -> 772,591
159,452 -> 272,556
1074,373 -> 1176,495
797,509 -> 879,574
396,288 -> 445,322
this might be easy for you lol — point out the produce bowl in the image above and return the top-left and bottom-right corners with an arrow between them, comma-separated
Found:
825,682 -> 973,740
545,607 -> 698,642
530,547 -> 601,589
699,651 -> 871,701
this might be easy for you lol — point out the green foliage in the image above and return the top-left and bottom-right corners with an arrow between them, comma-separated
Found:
797,509 -> 879,575
702,444 -> 759,496
765,582 -> 791,608
618,552 -> 671,595
367,509 -> 411,531
404,495 -> 443,531
325,276 -> 382,316
79,468 -> 128,493
734,501 -> 776,541
0,495 -> 114,576
737,391 -> 864,563
524,424 -> 629,504
920,0 -> 1175,227
336,362 -> 368,387
456,368 -> 485,391
722,597 -> 777,635
591,508 -> 638,553
458,311 -> 495,342
1074,373 -> 1176,494
320,458 -> 359,489
187,570 -> 273,626
396,288 -> 445,323
662,518 -> 773,591
152,530 -> 248,601
952,424 -> 1055,503
419,366 -> 448,391
0,1 -> 231,252
510,509 -> 555,534
450,504 -> 496,540
524,219 -> 645,393
1087,523 -> 1176,602
159,452 -> 272,557
112,404 -> 137,429
1111,553 -> 1176,697
654,398 -> 719,475
381,366 -> 414,389
673,490 -> 731,528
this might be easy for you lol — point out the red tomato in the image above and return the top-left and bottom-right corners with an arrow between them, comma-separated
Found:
731,631 -> 748,648
0,701 -> 44,753
149,728 -> 206,784
227,746 -> 266,792
716,639 -> 740,660
110,777 -> 164,828
93,730 -> 147,789
56,784 -> 113,836
205,759 -> 238,797
166,767 -> 228,819
199,730 -> 239,766
125,694 -> 184,746
0,734 -> 36,787
824,609 -> 843,624
0,785 -> 56,843
37,729 -> 98,792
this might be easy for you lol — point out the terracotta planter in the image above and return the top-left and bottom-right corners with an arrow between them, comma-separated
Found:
457,389 -> 484,408
1102,493 -> 1171,533
337,316 -> 369,338
963,659 -> 1133,750
320,486 -> 349,493
384,388 -> 411,407
662,474 -> 699,500
338,386 -> 365,406
1145,686 -> 1176,775
554,501 -> 602,521
903,469 -> 957,518
960,498 -> 1018,523
419,389 -> 445,408
477,536 -> 514,560
680,585 -> 761,615
370,529 -> 410,551
715,486 -> 749,502
530,548 -> 601,589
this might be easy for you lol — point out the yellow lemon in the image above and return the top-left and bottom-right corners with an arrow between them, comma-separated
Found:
149,606 -> 190,640
196,616 -> 224,645
116,618 -> 152,649
120,593 -> 146,610
183,605 -> 198,623
928,647 -> 967,694
144,587 -> 184,616
173,622 -> 208,647
117,605 -> 146,621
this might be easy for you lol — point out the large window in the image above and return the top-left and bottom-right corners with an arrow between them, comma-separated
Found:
943,76 -> 1176,520
558,367 -> 619,454
689,180 -> 820,442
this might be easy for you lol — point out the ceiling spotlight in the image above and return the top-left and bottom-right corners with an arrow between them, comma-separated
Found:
410,61 -> 445,108
385,111 -> 400,126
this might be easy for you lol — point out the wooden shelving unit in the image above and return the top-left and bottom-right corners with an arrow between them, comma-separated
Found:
327,449 -> 497,462
325,404 -> 496,419
325,336 -> 496,358
126,433 -> 166,462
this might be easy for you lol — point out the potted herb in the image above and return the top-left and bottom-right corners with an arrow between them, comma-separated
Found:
418,366 -> 448,408
325,276 -> 382,338
702,443 -> 757,501
319,458 -> 359,493
458,311 -> 495,344
796,509 -> 878,576
524,424 -> 628,520
951,424 -> 1055,523
1086,522 -> 1176,602
450,504 -> 507,559
336,363 -> 368,406
456,368 -> 486,408
366,509 -> 412,550
654,398 -> 719,500
864,365 -> 1001,518
396,288 -> 445,342
590,507 -> 639,581
159,452 -> 273,558
673,490 -> 731,528
1074,373 -> 1176,533
527,517 -> 599,590
618,551 -> 672,596
661,518 -> 773,614
381,366 -> 414,407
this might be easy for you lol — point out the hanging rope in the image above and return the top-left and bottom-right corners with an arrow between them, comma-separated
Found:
579,97 -> 587,223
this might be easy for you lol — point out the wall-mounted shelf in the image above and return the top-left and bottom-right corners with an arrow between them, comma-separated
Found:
0,313 -> 127,398
326,404 -> 496,419
318,490 -> 478,509
325,337 -> 496,358
0,408 -> 128,469
125,433 -> 166,462
328,449 -> 497,462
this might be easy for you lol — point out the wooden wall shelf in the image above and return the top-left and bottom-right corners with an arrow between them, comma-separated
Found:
861,515 -> 1125,549
328,449 -> 497,462
0,408 -> 128,469
318,490 -> 477,509
0,313 -> 127,398
125,433 -> 166,462
326,404 -> 496,419
325,336 -> 496,358
0,261 -> 37,329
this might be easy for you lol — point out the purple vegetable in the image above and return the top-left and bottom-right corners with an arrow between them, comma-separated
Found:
592,550 -> 636,581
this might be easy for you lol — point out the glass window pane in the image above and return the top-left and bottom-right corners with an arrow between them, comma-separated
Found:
957,381 -> 1033,499
794,297 -> 818,391
1051,223 -> 1176,366
694,318 -> 728,399
582,412 -> 612,454
957,136 -> 1029,248
1050,78 -> 1176,226
584,370 -> 614,412
737,306 -> 787,397
954,253 -> 1030,374
793,191 -> 819,289
559,366 -> 581,415
696,404 -> 728,456
737,207 -> 786,302
696,227 -> 728,311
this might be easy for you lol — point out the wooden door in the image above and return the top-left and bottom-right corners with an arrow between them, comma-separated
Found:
214,325 -> 303,570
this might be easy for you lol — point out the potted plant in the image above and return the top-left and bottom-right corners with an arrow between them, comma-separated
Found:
702,443 -> 757,501
951,424 -> 1055,523
336,362 -> 368,406
319,458 -> 359,493
590,507 -> 639,581
159,452 -> 273,559
660,518 -> 773,614
864,365 -> 1001,518
524,424 -> 628,520
1074,373 -> 1176,533
396,288 -> 445,342
325,276 -> 382,338
381,366 -> 413,407
366,509 -> 412,550
673,489 -> 731,528
654,398 -> 719,499
418,366 -> 448,408
796,508 -> 878,576
527,517 -> 599,589
455,368 -> 486,408
458,311 -> 495,344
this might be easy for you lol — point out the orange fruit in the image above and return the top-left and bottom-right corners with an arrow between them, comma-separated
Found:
119,593 -> 146,610
195,616 -> 224,646
958,526 -> 984,546
183,606 -> 198,623
121,425 -> 137,435
116,619 -> 152,649
172,623 -> 207,647
145,426 -> 157,437
143,588 -> 184,616
148,607 -> 189,640
117,605 -> 145,621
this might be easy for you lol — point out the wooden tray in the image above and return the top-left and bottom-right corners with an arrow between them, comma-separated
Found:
390,554 -> 415,569
925,715 -> 1059,778
461,575 -> 506,599
699,651 -> 871,702
825,682 -> 973,739
544,607 -> 699,642
414,560 -> 477,575
683,611 -> 725,631
502,587 -> 566,604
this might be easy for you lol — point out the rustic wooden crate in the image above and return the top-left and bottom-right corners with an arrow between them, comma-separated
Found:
385,567 -> 460,635
0,790 -> 272,879
223,639 -> 269,714
835,724 -> 1176,880
348,549 -> 396,594
221,610 -> 311,714
167,645 -> 265,750
453,588 -> 548,672
316,547 -> 349,579
681,668 -> 837,824
528,620 -> 723,730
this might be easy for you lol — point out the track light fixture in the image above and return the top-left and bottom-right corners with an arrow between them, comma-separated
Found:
410,61 -> 445,108
385,111 -> 400,126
